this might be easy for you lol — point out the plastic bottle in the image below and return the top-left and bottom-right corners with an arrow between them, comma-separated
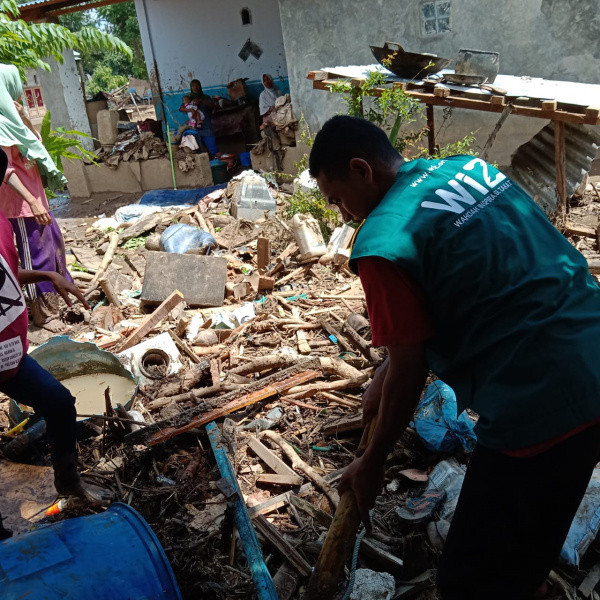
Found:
291,214 -> 327,261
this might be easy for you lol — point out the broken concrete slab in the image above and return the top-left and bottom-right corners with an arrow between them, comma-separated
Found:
141,251 -> 227,307
349,569 -> 395,600
231,176 -> 277,221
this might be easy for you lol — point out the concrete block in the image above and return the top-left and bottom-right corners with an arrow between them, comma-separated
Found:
63,158 -> 91,199
231,175 -> 276,220
85,162 -> 143,194
140,251 -> 227,308
140,153 -> 213,191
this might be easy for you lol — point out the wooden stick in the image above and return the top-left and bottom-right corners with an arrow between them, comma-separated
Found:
147,370 -> 320,446
116,290 -> 185,352
257,237 -> 271,273
260,430 -> 340,506
305,420 -> 375,599
285,373 -> 370,398
254,515 -> 312,576
98,276 -> 121,307
554,120 -> 567,214
248,437 -> 302,483
84,231 -> 118,298
228,355 -> 296,377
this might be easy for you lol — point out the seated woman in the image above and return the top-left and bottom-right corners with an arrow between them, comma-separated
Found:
175,79 -> 217,154
259,74 -> 282,123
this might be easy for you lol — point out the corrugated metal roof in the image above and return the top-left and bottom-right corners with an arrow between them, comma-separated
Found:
505,122 -> 600,214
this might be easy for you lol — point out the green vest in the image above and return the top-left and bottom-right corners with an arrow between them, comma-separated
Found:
350,155 -> 600,450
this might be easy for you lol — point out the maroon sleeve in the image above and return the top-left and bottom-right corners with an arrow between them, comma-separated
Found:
357,256 -> 434,347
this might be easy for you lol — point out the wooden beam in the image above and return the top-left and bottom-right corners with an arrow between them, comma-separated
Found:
554,120 -> 567,214
48,0 -> 131,17
254,515 -> 312,577
256,237 -> 271,274
248,436 -> 303,485
311,79 -> 600,125
116,290 -> 185,352
426,104 -> 436,156
147,370 -> 321,446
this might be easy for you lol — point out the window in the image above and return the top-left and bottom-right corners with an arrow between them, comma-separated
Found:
241,7 -> 252,25
421,1 -> 451,35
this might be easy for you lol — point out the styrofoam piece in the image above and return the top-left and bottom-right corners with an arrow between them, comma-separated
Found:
117,332 -> 183,387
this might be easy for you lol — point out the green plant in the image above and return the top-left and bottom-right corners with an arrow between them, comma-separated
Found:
69,260 -> 91,273
122,236 -> 147,250
40,111 -> 97,172
280,117 -> 341,241
86,64 -> 128,96
1,0 -> 132,77
331,66 -> 477,159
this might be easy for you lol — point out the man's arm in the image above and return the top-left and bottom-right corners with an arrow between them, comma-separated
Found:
338,342 -> 427,529
18,269 -> 90,309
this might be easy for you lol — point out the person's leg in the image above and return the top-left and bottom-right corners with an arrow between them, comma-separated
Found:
437,425 -> 600,600
0,356 -> 81,494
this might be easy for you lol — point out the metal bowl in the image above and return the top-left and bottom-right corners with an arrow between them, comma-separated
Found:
370,41 -> 451,79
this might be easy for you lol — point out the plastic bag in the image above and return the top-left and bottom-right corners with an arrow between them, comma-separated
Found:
160,224 -> 216,255
114,204 -> 162,224
560,467 -> 600,566
412,380 -> 477,453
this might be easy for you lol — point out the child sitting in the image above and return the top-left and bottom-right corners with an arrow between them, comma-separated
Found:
181,96 -> 204,128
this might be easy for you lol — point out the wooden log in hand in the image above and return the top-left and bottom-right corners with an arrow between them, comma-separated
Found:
305,420 -> 375,600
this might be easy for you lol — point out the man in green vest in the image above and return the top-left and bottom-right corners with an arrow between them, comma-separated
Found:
309,115 -> 600,599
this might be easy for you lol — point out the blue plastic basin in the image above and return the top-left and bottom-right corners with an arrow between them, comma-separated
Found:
0,503 -> 182,599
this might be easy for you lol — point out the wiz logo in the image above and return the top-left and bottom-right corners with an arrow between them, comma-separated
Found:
421,158 -> 506,214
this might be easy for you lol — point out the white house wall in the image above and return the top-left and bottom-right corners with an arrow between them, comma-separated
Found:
134,0 -> 289,132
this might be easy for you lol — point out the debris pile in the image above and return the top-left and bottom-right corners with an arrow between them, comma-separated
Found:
94,130 -> 168,168
3,173 -> 600,600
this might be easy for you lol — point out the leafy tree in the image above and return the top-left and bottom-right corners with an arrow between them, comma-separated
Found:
58,1 -> 147,80
1,0 -> 132,77
86,64 -> 127,95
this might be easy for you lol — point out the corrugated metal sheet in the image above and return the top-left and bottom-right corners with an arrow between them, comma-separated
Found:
505,122 -> 600,214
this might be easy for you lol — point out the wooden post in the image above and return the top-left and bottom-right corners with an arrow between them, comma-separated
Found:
426,104 -> 436,156
305,421 -> 376,599
554,120 -> 567,214
257,237 -> 271,274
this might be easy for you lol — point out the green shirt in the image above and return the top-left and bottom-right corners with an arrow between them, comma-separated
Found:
350,155 -> 600,450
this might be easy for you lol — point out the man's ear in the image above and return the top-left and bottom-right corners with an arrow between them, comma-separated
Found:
349,158 -> 374,184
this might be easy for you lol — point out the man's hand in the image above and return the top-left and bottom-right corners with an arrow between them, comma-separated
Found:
48,272 -> 90,309
14,101 -> 26,118
338,455 -> 385,532
29,199 -> 51,226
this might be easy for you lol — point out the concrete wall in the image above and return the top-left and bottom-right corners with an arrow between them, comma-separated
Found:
277,0 -> 600,165
134,0 -> 289,132
63,154 -> 213,199
34,51 -> 93,151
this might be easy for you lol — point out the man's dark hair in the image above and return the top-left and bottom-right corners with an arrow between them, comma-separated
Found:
309,115 -> 400,179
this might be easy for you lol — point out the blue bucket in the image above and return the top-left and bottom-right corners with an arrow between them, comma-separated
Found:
0,503 -> 182,599
239,151 -> 251,167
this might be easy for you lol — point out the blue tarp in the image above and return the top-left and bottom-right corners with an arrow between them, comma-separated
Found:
412,380 -> 477,453
138,184 -> 227,207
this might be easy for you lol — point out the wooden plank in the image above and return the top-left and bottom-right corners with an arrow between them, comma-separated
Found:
311,79 -> 599,124
554,120 -> 567,213
256,473 -> 304,486
147,370 -> 321,446
117,290 -> 185,352
585,106 -> 600,122
542,100 -> 558,111
257,237 -> 271,274
322,413 -> 364,436
426,104 -> 436,155
564,221 -> 597,238
254,515 -> 312,576
587,258 -> 600,274
490,95 -> 506,106
248,437 -> 302,482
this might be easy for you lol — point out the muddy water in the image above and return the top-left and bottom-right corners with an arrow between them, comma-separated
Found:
60,373 -> 136,420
